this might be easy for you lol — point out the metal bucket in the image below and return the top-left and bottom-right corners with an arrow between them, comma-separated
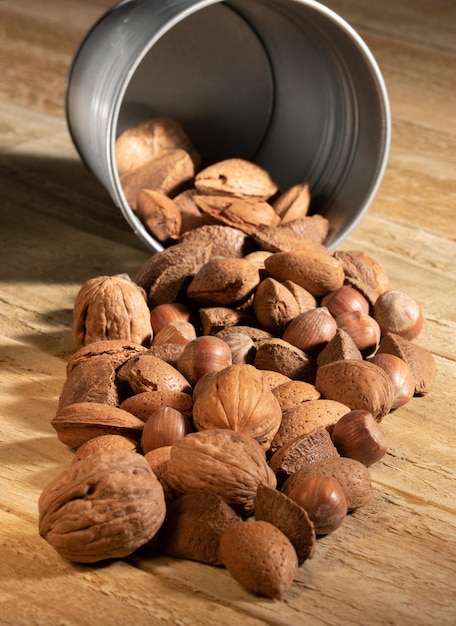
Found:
66,0 -> 391,253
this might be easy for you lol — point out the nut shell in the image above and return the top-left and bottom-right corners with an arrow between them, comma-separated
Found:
72,275 -> 152,349
39,450 -> 166,563
282,457 -> 373,511
315,359 -> 394,421
270,399 -> 351,452
264,250 -> 345,297
192,364 -> 282,449
166,429 -> 276,516
51,402 -> 145,449
219,520 -> 298,600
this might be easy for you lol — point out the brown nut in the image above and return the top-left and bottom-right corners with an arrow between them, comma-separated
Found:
149,302 -> 193,335
166,429 -> 276,517
252,224 -> 328,255
157,490 -> 241,565
269,427 -> 340,484
253,277 -> 301,334
264,250 -> 345,297
316,328 -> 363,367
179,223 -> 255,258
335,310 -> 381,355
134,242 -> 213,295
120,149 -> 195,210
199,307 -> 256,335
51,402 -> 145,449
253,483 -> 316,565
376,333 -> 436,395
136,189 -> 182,242
282,307 -> 338,357
120,390 -> 193,421
221,331 -> 256,365
370,353 -> 416,408
334,250 -> 390,295
58,354 -> 122,412
177,335 -> 233,385
218,520 -> 298,600
38,449 -> 166,563
253,337 -> 317,383
72,274 -> 152,349
187,257 -> 260,307
151,320 -> 197,347
271,380 -> 321,412
194,158 -> 278,200
331,409 -> 388,466
282,456 -> 373,511
72,434 -> 139,463
272,181 -> 311,222
118,354 -> 192,395
286,475 -> 348,535
141,406 -> 194,454
192,364 -> 282,450
115,116 -> 200,175
270,399 -> 351,452
321,285 -> 370,317
315,359 -> 395,421
373,289 -> 424,340
194,195 -> 280,235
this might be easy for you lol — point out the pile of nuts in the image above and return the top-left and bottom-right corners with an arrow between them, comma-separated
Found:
38,118 -> 437,601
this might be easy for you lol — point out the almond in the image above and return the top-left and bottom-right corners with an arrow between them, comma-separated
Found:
219,520 -> 298,600
264,250 -> 345,297
315,359 -> 395,421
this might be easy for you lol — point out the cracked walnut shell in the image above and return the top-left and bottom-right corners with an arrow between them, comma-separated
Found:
38,449 -> 166,563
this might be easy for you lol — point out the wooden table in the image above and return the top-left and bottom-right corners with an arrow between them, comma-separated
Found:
1,1 -> 455,624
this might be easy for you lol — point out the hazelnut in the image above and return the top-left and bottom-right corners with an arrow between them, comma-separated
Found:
141,406 -> 194,454
321,285 -> 370,317
373,290 -> 424,340
282,307 -> 337,357
331,409 -> 388,466
286,475 -> 348,535
370,353 -> 416,408
151,320 -> 197,347
177,335 -> 232,385
282,457 -> 373,511
335,310 -> 381,355
149,302 -> 193,335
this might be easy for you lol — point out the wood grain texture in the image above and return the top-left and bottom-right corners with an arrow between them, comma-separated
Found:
1,1 -> 455,624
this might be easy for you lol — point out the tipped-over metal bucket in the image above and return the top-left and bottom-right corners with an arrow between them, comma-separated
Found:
66,0 -> 391,252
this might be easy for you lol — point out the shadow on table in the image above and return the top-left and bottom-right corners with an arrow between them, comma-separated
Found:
0,151 -> 150,283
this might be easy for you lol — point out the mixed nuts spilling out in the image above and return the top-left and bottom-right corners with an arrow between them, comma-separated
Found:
38,118 -> 436,601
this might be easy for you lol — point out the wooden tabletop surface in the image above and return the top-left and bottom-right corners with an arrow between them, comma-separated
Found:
1,1 -> 455,624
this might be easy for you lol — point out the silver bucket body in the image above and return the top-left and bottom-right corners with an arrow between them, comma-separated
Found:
66,0 -> 391,252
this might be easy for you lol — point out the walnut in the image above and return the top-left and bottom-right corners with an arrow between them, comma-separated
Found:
192,364 -> 282,450
72,274 -> 152,349
166,429 -> 276,517
38,449 -> 166,563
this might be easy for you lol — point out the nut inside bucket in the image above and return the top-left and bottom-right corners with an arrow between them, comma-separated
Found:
66,0 -> 390,252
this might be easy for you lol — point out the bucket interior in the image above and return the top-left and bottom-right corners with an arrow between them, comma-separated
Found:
115,0 -> 390,248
